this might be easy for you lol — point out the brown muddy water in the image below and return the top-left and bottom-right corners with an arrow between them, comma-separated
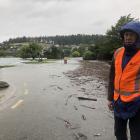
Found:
0,58 -> 115,140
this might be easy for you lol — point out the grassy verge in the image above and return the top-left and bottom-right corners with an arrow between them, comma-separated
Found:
23,59 -> 55,64
0,65 -> 15,68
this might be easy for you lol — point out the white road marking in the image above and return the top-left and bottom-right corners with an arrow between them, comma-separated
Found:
24,82 -> 27,87
24,89 -> 29,95
11,100 -> 23,109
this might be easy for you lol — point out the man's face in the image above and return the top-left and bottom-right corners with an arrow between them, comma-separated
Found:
124,31 -> 137,45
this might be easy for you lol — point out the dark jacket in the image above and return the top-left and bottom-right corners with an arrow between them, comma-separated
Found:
107,57 -> 115,101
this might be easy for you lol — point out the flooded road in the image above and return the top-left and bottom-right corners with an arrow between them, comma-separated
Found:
0,58 -> 115,140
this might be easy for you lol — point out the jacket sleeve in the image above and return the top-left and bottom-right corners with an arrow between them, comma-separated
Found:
107,57 -> 115,101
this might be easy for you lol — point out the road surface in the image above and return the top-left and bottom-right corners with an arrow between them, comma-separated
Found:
0,58 -> 115,140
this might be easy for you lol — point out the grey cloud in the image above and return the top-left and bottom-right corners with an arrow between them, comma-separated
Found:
92,21 -> 105,27
0,0 -> 140,42
13,0 -> 76,3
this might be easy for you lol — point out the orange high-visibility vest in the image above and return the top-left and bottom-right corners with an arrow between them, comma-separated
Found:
114,47 -> 140,102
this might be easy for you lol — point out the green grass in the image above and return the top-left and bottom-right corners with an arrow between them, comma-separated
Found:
0,65 -> 15,68
23,59 -> 55,64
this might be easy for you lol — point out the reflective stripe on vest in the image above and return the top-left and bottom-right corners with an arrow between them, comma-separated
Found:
114,89 -> 140,96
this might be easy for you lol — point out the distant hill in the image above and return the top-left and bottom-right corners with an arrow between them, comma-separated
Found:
1,34 -> 105,47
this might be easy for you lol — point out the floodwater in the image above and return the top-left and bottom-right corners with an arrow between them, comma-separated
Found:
0,58 -> 115,140
0,57 -> 24,65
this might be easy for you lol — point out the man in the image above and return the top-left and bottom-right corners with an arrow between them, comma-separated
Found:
108,21 -> 140,140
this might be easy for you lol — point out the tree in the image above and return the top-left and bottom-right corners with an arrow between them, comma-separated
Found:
106,14 -> 135,37
28,43 -> 42,59
78,44 -> 87,56
45,46 -> 62,59
63,49 -> 71,57
19,45 -> 31,59
96,14 -> 137,60
106,14 -> 136,50
19,43 -> 42,59
0,49 -> 7,57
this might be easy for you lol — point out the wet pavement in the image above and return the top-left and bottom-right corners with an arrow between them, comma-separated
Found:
0,58 -> 115,140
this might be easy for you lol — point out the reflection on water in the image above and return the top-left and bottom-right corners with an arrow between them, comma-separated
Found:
0,57 -> 82,66
0,57 -> 23,65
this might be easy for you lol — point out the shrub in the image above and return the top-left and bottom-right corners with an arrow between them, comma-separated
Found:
83,50 -> 96,60
72,51 -> 80,57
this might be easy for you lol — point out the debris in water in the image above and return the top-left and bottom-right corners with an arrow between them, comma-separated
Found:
96,85 -> 101,88
57,86 -> 63,90
65,94 -> 77,105
56,117 -> 80,129
94,133 -> 101,137
81,115 -> 86,120
74,105 -> 78,110
73,132 -> 88,140
80,105 -> 95,110
56,117 -> 72,128
77,97 -> 97,101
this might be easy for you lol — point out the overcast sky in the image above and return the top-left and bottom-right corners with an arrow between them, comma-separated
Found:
0,0 -> 139,42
